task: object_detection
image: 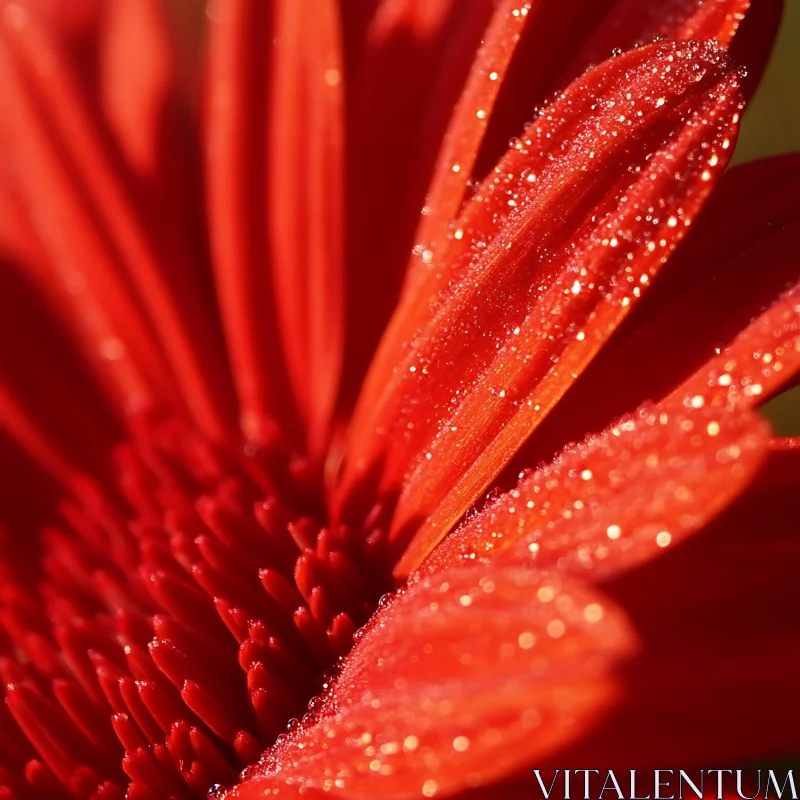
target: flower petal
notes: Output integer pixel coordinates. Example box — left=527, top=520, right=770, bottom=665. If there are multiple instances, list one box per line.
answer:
left=264, top=0, right=346, bottom=455
left=341, top=0, right=495, bottom=399
left=205, top=1, right=290, bottom=443
left=99, top=0, right=176, bottom=181
left=558, top=443, right=800, bottom=765
left=478, top=0, right=778, bottom=172
left=225, top=566, right=635, bottom=799
left=499, top=153, right=800, bottom=490
left=0, top=4, right=233, bottom=438
left=669, top=278, right=800, bottom=412
left=420, top=401, right=769, bottom=580
left=339, top=41, right=744, bottom=574
left=352, top=0, right=534, bottom=425
left=0, top=37, right=173, bottom=421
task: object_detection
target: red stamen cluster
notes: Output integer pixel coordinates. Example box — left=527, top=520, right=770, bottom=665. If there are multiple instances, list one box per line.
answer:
left=0, top=420, right=389, bottom=799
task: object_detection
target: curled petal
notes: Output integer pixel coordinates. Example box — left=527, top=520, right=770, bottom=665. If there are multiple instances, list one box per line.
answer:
left=226, top=567, right=635, bottom=799
left=420, top=402, right=769, bottom=579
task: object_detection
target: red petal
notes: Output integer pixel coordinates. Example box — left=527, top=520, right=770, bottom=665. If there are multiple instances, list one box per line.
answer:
left=205, top=1, right=285, bottom=442
left=566, top=0, right=752, bottom=74
left=0, top=5, right=233, bottom=438
left=559, top=444, right=800, bottom=764
left=406, top=0, right=533, bottom=283
left=339, top=41, right=744, bottom=574
left=354, top=0, right=534, bottom=429
left=99, top=0, right=175, bottom=180
left=266, top=0, right=345, bottom=455
left=206, top=0, right=346, bottom=450
left=341, top=0, right=495, bottom=401
left=225, top=566, right=635, bottom=799
left=477, top=0, right=777, bottom=173
left=0, top=34, right=172, bottom=420
left=668, top=278, right=800, bottom=412
left=421, top=401, right=769, bottom=580
left=500, top=153, right=800, bottom=483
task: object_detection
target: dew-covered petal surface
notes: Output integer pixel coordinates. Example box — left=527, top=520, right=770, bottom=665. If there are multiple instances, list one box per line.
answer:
left=554, top=443, right=800, bottom=765
left=475, top=0, right=778, bottom=172
left=669, top=278, right=800, bottom=412
left=224, top=567, right=635, bottom=800
left=420, top=401, right=769, bottom=579
left=363, top=0, right=776, bottom=420
left=498, top=153, right=800, bottom=476
left=339, top=41, right=744, bottom=575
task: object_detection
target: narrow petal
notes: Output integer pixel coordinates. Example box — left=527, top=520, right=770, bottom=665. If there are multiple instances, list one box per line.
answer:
left=669, top=278, right=800, bottom=411
left=99, top=0, right=175, bottom=180
left=420, top=402, right=769, bottom=579
left=408, top=0, right=533, bottom=276
left=267, top=0, right=345, bottom=456
left=205, top=0, right=282, bottom=442
left=341, top=0, right=495, bottom=400
left=225, top=566, right=635, bottom=799
left=0, top=30, right=173, bottom=419
left=354, top=0, right=534, bottom=419
left=338, top=42, right=743, bottom=574
left=0, top=5, right=233, bottom=438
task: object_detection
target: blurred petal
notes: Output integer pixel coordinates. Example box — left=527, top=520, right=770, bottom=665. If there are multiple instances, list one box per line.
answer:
left=0, top=4, right=233, bottom=438
left=226, top=566, right=635, bottom=799
left=99, top=0, right=175, bottom=180
left=267, top=0, right=345, bottom=455
left=339, top=41, right=744, bottom=575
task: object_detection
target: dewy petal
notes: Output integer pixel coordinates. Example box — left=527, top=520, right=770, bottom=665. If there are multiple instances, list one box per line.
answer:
left=499, top=153, right=800, bottom=478
left=420, top=401, right=770, bottom=580
left=356, top=0, right=770, bottom=434
left=353, top=0, right=533, bottom=421
left=669, top=277, right=800, bottom=412
left=407, top=0, right=533, bottom=281
left=225, top=566, right=635, bottom=800
left=339, top=41, right=744, bottom=574
left=566, top=0, right=752, bottom=76
left=477, top=0, right=777, bottom=173
left=561, top=443, right=800, bottom=765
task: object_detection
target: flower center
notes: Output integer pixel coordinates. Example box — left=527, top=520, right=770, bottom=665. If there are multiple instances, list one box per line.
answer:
left=0, top=419, right=394, bottom=798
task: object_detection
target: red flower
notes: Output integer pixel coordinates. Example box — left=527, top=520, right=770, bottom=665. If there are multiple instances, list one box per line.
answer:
left=0, top=1, right=797, bottom=799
